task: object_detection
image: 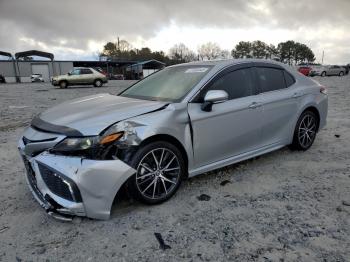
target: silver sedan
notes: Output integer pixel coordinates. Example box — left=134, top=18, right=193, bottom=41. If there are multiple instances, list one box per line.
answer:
left=18, top=59, right=328, bottom=220
left=310, top=65, right=346, bottom=77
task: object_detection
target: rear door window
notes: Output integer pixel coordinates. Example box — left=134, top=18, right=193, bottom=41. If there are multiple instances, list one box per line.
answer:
left=284, top=71, right=295, bottom=87
left=80, top=69, right=93, bottom=74
left=256, top=67, right=286, bottom=93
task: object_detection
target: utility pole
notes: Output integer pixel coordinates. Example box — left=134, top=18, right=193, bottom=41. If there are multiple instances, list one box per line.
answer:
left=117, top=36, right=120, bottom=60
left=321, top=50, right=324, bottom=64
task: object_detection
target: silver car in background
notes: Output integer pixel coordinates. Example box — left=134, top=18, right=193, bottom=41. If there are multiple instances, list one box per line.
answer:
left=310, top=65, right=345, bottom=77
left=18, top=59, right=328, bottom=220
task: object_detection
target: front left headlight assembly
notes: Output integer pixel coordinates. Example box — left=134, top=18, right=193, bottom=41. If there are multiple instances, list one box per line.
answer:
left=51, top=132, right=124, bottom=159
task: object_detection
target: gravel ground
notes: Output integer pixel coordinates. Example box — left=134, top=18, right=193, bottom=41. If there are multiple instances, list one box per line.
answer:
left=0, top=77, right=349, bottom=262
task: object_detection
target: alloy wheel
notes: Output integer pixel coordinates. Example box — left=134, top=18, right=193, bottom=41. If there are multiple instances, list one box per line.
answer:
left=136, top=148, right=181, bottom=200
left=298, top=114, right=317, bottom=148
left=95, top=80, right=102, bottom=87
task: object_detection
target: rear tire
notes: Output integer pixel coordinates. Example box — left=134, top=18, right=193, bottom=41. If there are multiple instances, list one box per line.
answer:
left=321, top=71, right=326, bottom=77
left=339, top=71, right=344, bottom=76
left=127, top=141, right=185, bottom=204
left=290, top=110, right=318, bottom=151
left=94, top=79, right=103, bottom=87
left=59, top=81, right=68, bottom=88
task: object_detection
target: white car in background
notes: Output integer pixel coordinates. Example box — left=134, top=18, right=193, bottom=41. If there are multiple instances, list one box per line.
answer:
left=31, top=74, right=44, bottom=82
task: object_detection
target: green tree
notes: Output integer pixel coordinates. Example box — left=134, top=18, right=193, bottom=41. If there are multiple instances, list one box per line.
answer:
left=277, top=40, right=315, bottom=64
left=231, top=41, right=252, bottom=58
left=277, top=40, right=295, bottom=65
left=266, top=44, right=279, bottom=59
left=251, top=40, right=268, bottom=59
left=101, top=42, right=118, bottom=57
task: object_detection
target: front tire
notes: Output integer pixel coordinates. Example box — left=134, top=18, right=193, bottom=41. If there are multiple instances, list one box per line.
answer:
left=94, top=79, right=103, bottom=87
left=290, top=111, right=318, bottom=151
left=339, top=71, right=344, bottom=76
left=59, top=81, right=68, bottom=88
left=321, top=71, right=326, bottom=77
left=128, top=141, right=185, bottom=204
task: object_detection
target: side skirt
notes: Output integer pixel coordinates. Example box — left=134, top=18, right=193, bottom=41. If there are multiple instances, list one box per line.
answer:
left=188, top=142, right=286, bottom=177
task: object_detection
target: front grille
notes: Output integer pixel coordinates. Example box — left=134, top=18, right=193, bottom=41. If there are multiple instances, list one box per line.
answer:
left=38, top=163, right=82, bottom=202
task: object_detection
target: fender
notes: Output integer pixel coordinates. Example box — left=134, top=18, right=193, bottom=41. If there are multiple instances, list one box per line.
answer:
left=110, top=103, right=195, bottom=170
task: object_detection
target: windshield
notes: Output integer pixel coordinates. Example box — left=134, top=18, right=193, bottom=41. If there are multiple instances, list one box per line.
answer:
left=120, top=65, right=213, bottom=102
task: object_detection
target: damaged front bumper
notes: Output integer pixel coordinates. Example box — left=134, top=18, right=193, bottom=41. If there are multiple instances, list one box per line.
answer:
left=18, top=138, right=136, bottom=220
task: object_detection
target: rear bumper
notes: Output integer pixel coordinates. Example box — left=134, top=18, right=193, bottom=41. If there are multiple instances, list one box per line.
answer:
left=18, top=138, right=135, bottom=220
left=318, top=95, right=328, bottom=131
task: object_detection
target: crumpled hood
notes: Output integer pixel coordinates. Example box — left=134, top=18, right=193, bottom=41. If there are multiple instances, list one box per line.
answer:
left=36, top=93, right=168, bottom=136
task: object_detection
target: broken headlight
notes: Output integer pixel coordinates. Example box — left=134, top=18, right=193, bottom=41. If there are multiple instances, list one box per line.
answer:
left=51, top=132, right=124, bottom=158
left=52, top=137, right=99, bottom=152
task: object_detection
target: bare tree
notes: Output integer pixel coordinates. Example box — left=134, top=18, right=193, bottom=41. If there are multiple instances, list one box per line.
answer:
left=220, top=49, right=231, bottom=59
left=169, top=43, right=196, bottom=63
left=101, top=38, right=133, bottom=59
left=118, top=39, right=133, bottom=53
left=198, top=42, right=222, bottom=60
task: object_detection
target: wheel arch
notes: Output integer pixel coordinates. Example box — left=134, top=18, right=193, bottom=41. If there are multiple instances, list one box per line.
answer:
left=137, top=134, right=189, bottom=173
left=111, top=133, right=189, bottom=210
left=300, top=106, right=321, bottom=132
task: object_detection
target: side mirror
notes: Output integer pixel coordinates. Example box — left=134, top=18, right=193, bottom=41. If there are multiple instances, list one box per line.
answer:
left=201, top=90, right=228, bottom=112
left=67, top=72, right=71, bottom=76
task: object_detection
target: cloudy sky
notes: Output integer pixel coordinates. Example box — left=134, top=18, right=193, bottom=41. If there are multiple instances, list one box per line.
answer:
left=0, top=0, right=349, bottom=64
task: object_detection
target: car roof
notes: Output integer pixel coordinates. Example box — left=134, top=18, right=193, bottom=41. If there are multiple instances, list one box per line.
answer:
left=171, top=58, right=290, bottom=71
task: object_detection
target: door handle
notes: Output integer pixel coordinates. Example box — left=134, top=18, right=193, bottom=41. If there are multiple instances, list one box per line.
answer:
left=292, top=92, right=303, bottom=98
left=248, top=102, right=262, bottom=109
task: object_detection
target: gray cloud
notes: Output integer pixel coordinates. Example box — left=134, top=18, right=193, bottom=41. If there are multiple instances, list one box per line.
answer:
left=0, top=0, right=349, bottom=63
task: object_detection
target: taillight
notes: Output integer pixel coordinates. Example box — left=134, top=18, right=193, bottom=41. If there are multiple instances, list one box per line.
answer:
left=320, top=86, right=327, bottom=95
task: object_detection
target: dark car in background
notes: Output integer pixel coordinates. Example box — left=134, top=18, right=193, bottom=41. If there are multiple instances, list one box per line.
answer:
left=94, top=68, right=125, bottom=80
left=94, top=67, right=108, bottom=77
left=109, top=74, right=124, bottom=80
left=0, top=74, right=5, bottom=83
left=341, top=64, right=350, bottom=75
